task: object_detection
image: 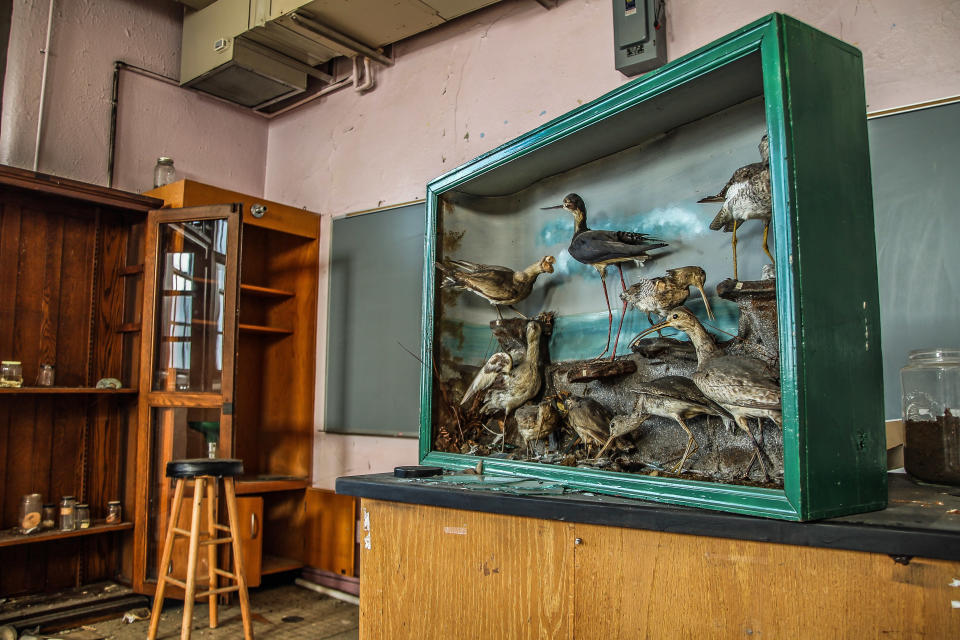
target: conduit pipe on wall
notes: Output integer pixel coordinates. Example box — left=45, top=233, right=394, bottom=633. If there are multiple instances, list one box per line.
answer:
left=353, top=56, right=374, bottom=93
left=32, top=0, right=54, bottom=172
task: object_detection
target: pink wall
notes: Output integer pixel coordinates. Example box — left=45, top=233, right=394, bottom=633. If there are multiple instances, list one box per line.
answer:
left=261, top=0, right=960, bottom=488
left=0, top=0, right=267, bottom=194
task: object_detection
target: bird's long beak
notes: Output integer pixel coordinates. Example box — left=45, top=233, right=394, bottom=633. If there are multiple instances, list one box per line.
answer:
left=634, top=318, right=671, bottom=342
left=695, top=284, right=715, bottom=320
left=540, top=204, right=564, bottom=210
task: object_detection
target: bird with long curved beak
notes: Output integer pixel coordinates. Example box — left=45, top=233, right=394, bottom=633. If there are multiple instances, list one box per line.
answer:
left=437, top=255, right=555, bottom=319
left=698, top=134, right=772, bottom=280
left=620, top=266, right=715, bottom=337
left=542, top=193, right=667, bottom=360
left=631, top=307, right=780, bottom=480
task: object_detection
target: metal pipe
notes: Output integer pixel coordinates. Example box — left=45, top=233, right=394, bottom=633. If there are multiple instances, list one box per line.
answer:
left=33, top=0, right=55, bottom=172
left=353, top=56, right=374, bottom=93
left=258, top=74, right=355, bottom=119
left=289, top=13, right=393, bottom=67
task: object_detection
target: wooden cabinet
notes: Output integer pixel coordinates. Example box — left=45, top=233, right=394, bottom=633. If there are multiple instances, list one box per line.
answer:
left=0, top=166, right=159, bottom=597
left=133, top=180, right=319, bottom=594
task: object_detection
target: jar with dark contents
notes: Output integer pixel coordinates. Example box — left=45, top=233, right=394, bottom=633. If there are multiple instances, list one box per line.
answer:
left=901, top=348, right=960, bottom=485
left=106, top=501, right=122, bottom=524
left=41, top=503, right=57, bottom=530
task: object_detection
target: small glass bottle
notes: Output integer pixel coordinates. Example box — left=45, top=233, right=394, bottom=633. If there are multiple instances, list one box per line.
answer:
left=106, top=500, right=122, bottom=524
left=901, top=348, right=960, bottom=485
left=59, top=495, right=77, bottom=531
left=0, top=361, right=23, bottom=387
left=36, top=363, right=55, bottom=387
left=76, top=504, right=91, bottom=529
left=41, top=503, right=57, bottom=530
left=153, top=157, right=176, bottom=188
left=19, top=493, right=42, bottom=534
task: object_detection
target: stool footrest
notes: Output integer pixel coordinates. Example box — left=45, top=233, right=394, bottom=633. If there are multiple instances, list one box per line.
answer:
left=212, top=523, right=231, bottom=533
left=213, top=568, right=237, bottom=580
left=196, top=585, right=240, bottom=598
left=200, top=536, right=233, bottom=546
left=162, top=576, right=188, bottom=590
left=172, top=527, right=192, bottom=537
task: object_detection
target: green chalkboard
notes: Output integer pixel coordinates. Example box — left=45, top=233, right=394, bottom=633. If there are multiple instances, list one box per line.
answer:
left=324, top=203, right=424, bottom=437
left=870, top=101, right=960, bottom=419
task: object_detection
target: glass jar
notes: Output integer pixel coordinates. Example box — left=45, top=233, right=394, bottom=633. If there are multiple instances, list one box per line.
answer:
left=36, top=363, right=55, bottom=387
left=19, top=493, right=42, bottom=534
left=153, top=157, right=176, bottom=189
left=41, top=503, right=57, bottom=530
left=901, top=348, right=960, bottom=484
left=106, top=500, right=122, bottom=524
left=0, top=361, right=23, bottom=387
left=60, top=495, right=77, bottom=531
left=76, top=504, right=91, bottom=529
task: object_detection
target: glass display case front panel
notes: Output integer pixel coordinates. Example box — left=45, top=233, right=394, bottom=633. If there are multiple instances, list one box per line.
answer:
left=151, top=219, right=228, bottom=393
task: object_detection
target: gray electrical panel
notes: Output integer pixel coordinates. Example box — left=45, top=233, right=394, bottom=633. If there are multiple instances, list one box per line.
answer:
left=612, top=0, right=667, bottom=76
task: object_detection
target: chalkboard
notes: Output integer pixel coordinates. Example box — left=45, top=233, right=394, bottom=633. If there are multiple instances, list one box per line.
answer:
left=324, top=203, right=424, bottom=437
left=869, top=100, right=960, bottom=419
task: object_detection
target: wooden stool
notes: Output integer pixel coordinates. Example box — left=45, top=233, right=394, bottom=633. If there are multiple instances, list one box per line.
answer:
left=148, top=459, right=253, bottom=640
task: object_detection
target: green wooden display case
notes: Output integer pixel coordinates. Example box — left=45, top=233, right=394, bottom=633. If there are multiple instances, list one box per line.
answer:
left=419, top=13, right=886, bottom=521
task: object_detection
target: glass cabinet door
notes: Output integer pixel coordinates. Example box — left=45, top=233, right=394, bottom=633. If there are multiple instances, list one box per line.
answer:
left=134, top=204, right=241, bottom=591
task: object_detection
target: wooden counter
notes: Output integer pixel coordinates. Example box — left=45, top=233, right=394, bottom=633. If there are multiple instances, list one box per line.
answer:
left=338, top=473, right=960, bottom=638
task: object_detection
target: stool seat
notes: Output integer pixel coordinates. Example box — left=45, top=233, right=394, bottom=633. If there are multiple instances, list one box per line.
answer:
left=166, top=458, right=244, bottom=478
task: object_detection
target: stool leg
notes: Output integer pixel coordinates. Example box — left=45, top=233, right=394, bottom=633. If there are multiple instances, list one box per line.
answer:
left=180, top=477, right=206, bottom=640
left=224, top=478, right=254, bottom=640
left=206, top=476, right=219, bottom=628
left=148, top=478, right=186, bottom=640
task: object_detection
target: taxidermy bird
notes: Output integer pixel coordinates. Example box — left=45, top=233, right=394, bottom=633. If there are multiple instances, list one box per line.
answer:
left=542, top=193, right=666, bottom=359
left=436, top=256, right=555, bottom=319
left=632, top=307, right=780, bottom=480
left=461, top=321, right=543, bottom=450
left=514, top=396, right=562, bottom=457
left=620, top=266, right=715, bottom=334
left=698, top=134, right=772, bottom=280
left=595, top=376, right=733, bottom=473
left=556, top=394, right=612, bottom=456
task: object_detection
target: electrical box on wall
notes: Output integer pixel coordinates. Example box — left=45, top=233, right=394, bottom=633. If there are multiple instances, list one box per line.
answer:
left=613, top=0, right=667, bottom=76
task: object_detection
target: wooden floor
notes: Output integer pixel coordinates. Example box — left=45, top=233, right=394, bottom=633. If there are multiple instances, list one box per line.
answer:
left=63, top=583, right=358, bottom=639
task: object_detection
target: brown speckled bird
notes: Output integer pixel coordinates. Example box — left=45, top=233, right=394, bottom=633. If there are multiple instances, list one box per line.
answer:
left=461, top=322, right=543, bottom=450
left=557, top=394, right=612, bottom=456
left=698, top=135, right=772, bottom=280
left=596, top=376, right=733, bottom=473
left=633, top=307, right=780, bottom=480
left=620, top=266, right=715, bottom=330
left=515, top=396, right=562, bottom=457
left=437, top=256, right=555, bottom=319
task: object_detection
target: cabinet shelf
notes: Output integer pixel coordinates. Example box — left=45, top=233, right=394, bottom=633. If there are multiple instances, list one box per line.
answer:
left=240, top=283, right=295, bottom=299
left=0, top=521, right=133, bottom=548
left=0, top=387, right=136, bottom=396
left=238, top=324, right=293, bottom=336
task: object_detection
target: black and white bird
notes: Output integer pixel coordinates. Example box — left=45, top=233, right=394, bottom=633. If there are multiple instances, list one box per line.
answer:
left=542, top=193, right=666, bottom=359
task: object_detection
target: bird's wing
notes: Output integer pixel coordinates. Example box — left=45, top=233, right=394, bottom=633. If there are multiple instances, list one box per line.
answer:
left=444, top=258, right=512, bottom=274
left=633, top=376, right=709, bottom=403
left=709, top=206, right=731, bottom=231
left=571, top=231, right=667, bottom=263
left=461, top=352, right=512, bottom=406
left=449, top=269, right=520, bottom=302
left=694, top=357, right=781, bottom=410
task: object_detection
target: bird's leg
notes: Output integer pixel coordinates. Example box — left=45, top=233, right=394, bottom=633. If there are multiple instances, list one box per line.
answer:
left=737, top=416, right=768, bottom=481
left=762, top=220, right=775, bottom=265
left=595, top=268, right=613, bottom=359
left=671, top=416, right=699, bottom=474
left=495, top=305, right=504, bottom=321
left=731, top=218, right=740, bottom=281
left=508, top=305, right=530, bottom=320
left=609, top=264, right=630, bottom=361
left=595, top=435, right=617, bottom=460
left=500, top=417, right=507, bottom=453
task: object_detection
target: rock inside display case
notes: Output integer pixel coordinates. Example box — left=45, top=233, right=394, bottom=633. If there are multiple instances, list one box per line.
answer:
left=419, top=14, right=886, bottom=520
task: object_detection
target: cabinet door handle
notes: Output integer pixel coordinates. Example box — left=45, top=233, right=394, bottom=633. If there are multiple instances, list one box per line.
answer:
left=250, top=512, right=259, bottom=539
left=250, top=203, right=267, bottom=218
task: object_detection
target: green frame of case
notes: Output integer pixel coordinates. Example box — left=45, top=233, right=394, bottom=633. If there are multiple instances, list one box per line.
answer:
left=419, top=13, right=886, bottom=521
